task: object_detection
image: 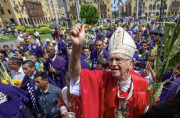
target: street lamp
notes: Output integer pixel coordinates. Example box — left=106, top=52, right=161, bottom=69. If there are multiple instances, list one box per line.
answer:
left=24, top=0, right=35, bottom=29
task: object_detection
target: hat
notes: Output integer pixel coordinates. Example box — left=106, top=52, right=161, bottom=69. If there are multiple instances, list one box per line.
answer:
left=52, top=40, right=56, bottom=43
left=108, top=27, right=136, bottom=59
left=46, top=38, right=50, bottom=42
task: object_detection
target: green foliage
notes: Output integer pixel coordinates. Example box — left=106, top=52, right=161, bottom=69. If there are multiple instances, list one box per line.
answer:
left=80, top=4, right=100, bottom=25
left=146, top=15, right=180, bottom=107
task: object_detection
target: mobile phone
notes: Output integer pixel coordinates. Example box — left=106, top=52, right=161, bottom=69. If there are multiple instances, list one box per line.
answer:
left=135, top=63, right=146, bottom=68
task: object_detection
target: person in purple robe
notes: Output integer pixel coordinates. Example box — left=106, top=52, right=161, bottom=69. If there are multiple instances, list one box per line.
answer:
left=44, top=46, right=66, bottom=88
left=90, top=40, right=109, bottom=69
left=60, top=49, right=91, bottom=83
left=95, top=30, right=103, bottom=40
left=36, top=40, right=48, bottom=57
left=23, top=38, right=36, bottom=53
left=106, top=28, right=111, bottom=38
left=160, top=63, right=180, bottom=101
left=58, top=34, right=67, bottom=55
left=20, top=60, right=56, bottom=118
left=3, top=45, right=15, bottom=55
left=0, top=82, right=29, bottom=118
left=100, top=27, right=105, bottom=35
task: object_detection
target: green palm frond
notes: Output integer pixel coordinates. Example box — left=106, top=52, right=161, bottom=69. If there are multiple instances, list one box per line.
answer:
left=0, top=61, right=14, bottom=85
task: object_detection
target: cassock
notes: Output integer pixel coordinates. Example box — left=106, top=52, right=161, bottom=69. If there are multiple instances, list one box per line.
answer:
left=90, top=49, right=110, bottom=69
left=107, top=30, right=111, bottom=38
left=160, top=77, right=180, bottom=102
left=36, top=44, right=48, bottom=57
left=96, top=33, right=103, bottom=40
left=44, top=55, right=66, bottom=88
left=0, top=82, right=29, bottom=118
left=60, top=54, right=91, bottom=87
left=23, top=44, right=36, bottom=53
left=72, top=69, right=149, bottom=118
left=58, top=39, right=67, bottom=55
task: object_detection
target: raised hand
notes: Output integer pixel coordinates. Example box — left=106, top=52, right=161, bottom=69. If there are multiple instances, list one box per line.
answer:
left=70, top=23, right=86, bottom=46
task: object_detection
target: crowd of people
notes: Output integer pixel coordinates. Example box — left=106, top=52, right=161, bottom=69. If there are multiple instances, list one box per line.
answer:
left=0, top=15, right=180, bottom=118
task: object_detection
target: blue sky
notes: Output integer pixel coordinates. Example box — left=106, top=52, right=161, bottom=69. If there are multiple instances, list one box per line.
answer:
left=111, top=0, right=126, bottom=11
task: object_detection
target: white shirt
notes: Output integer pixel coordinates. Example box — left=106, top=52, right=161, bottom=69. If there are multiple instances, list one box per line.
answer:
left=11, top=66, right=25, bottom=80
left=34, top=39, right=40, bottom=46
left=70, top=75, right=132, bottom=96
left=17, top=36, right=24, bottom=43
left=51, top=55, right=57, bottom=61
left=34, top=31, right=40, bottom=37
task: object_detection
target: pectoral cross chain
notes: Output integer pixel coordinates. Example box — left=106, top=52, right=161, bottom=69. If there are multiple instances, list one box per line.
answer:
left=119, top=106, right=126, bottom=116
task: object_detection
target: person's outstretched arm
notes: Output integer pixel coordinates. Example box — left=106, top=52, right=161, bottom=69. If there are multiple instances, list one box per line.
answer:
left=68, top=23, right=86, bottom=82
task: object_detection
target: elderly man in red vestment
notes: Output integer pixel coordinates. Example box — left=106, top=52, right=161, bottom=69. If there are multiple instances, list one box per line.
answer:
left=68, top=23, right=150, bottom=118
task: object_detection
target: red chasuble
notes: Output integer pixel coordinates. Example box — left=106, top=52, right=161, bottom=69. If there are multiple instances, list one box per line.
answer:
left=74, top=69, right=149, bottom=118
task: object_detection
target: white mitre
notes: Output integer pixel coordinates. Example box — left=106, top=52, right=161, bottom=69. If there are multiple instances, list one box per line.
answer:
left=108, top=27, right=136, bottom=59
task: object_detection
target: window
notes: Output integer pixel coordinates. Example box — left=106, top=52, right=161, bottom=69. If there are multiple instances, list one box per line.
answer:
left=72, top=3, right=73, bottom=5
left=1, top=10, right=4, bottom=14
left=108, top=9, right=109, bottom=12
left=134, top=7, right=136, bottom=10
left=4, top=0, right=6, bottom=4
left=107, top=1, right=109, bottom=3
left=7, top=9, right=11, bottom=14
left=150, top=0, right=152, bottom=1
left=90, top=2, right=92, bottom=4
left=169, top=6, right=171, bottom=10
left=87, top=2, right=89, bottom=4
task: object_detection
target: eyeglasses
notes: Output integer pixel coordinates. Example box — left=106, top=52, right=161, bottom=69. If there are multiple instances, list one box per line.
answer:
left=108, top=57, right=130, bottom=64
left=25, top=41, right=29, bottom=43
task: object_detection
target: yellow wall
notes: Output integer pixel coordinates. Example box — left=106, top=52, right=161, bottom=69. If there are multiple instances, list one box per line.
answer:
left=66, top=0, right=112, bottom=19
left=0, top=0, right=62, bottom=26
left=123, top=0, right=172, bottom=17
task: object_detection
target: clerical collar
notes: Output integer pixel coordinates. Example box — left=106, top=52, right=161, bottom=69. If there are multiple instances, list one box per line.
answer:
left=51, top=55, right=56, bottom=61
left=29, top=71, right=36, bottom=80
left=117, top=75, right=131, bottom=92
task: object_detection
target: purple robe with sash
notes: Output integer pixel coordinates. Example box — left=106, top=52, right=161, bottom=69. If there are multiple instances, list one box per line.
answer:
left=58, top=39, right=67, bottom=55
left=106, top=30, right=111, bottom=38
left=60, top=54, right=91, bottom=84
left=44, top=55, right=66, bottom=88
left=36, top=45, right=48, bottom=57
left=23, top=44, right=35, bottom=53
left=0, top=82, right=29, bottom=118
left=90, top=49, right=110, bottom=69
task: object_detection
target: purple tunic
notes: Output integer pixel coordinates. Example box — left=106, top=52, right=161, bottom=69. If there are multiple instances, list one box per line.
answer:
left=23, top=44, right=35, bottom=53
left=58, top=39, right=67, bottom=55
left=90, top=49, right=110, bottom=69
left=36, top=45, right=48, bottom=57
left=44, top=55, right=66, bottom=88
left=106, top=30, right=111, bottom=38
left=0, top=82, right=29, bottom=118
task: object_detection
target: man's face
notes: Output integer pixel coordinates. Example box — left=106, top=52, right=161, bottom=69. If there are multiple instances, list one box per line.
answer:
left=140, top=65, right=149, bottom=77
left=96, top=64, right=104, bottom=71
left=95, top=41, right=104, bottom=53
left=34, top=77, right=48, bottom=89
left=8, top=60, right=16, bottom=70
left=62, top=35, right=65, bottom=39
left=138, top=32, right=142, bottom=36
left=30, top=55, right=37, bottom=63
left=40, top=40, right=44, bottom=45
left=22, top=64, right=35, bottom=76
left=46, top=42, right=50, bottom=45
left=52, top=43, right=56, bottom=47
left=4, top=46, right=8, bottom=51
left=65, top=79, right=70, bottom=89
left=43, top=55, right=49, bottom=62
left=138, top=36, right=141, bottom=42
left=173, top=63, right=180, bottom=78
left=102, top=35, right=105, bottom=39
left=83, top=49, right=90, bottom=58
left=141, top=43, right=147, bottom=50
left=25, top=39, right=30, bottom=45
left=15, top=51, right=20, bottom=57
left=146, top=36, right=151, bottom=42
left=109, top=53, right=132, bottom=79
left=46, top=48, right=55, bottom=58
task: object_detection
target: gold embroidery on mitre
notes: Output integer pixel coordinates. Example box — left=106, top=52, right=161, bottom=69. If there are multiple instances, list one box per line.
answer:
left=109, top=29, right=132, bottom=55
